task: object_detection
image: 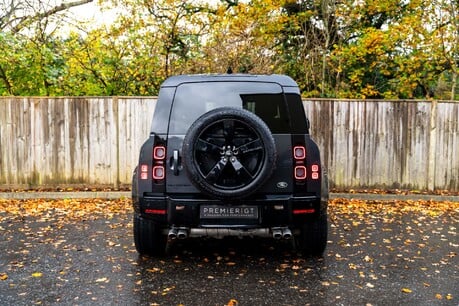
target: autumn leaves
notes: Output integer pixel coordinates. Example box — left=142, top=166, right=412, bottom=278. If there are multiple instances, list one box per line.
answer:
left=0, top=196, right=457, bottom=304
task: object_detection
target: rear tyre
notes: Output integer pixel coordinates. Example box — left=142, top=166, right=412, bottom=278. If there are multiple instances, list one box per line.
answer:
left=183, top=107, right=276, bottom=199
left=296, top=212, right=328, bottom=257
left=133, top=213, right=166, bottom=256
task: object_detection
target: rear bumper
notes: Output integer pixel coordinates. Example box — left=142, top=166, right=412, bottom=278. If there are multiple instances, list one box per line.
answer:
left=135, top=194, right=324, bottom=228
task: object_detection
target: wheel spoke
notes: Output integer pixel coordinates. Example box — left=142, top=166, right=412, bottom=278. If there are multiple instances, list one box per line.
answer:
left=237, top=138, right=263, bottom=154
left=230, top=157, right=254, bottom=178
left=205, top=158, right=228, bottom=184
left=196, top=138, right=222, bottom=155
left=223, top=119, right=235, bottom=143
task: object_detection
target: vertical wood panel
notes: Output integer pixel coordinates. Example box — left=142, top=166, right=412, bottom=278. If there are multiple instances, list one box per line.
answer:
left=304, top=99, right=458, bottom=191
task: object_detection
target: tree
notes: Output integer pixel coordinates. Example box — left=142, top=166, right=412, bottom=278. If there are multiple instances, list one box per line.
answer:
left=0, top=0, right=94, bottom=95
left=201, top=0, right=285, bottom=74
left=278, top=0, right=340, bottom=97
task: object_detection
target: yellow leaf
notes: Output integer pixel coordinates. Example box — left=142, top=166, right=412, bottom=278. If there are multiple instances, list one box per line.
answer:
left=435, top=294, right=442, bottom=300
left=32, top=272, right=43, bottom=278
left=446, top=294, right=453, bottom=300
left=227, top=299, right=238, bottom=306
left=401, top=288, right=412, bottom=293
left=95, top=277, right=108, bottom=283
left=0, top=273, right=8, bottom=280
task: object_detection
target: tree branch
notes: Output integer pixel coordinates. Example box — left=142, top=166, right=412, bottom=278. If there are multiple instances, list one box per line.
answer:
left=10, top=0, right=94, bottom=34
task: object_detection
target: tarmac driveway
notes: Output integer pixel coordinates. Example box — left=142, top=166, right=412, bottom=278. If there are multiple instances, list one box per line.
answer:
left=0, top=197, right=457, bottom=305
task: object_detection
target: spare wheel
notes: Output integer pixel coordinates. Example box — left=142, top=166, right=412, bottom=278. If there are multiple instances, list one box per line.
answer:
left=182, top=107, right=276, bottom=199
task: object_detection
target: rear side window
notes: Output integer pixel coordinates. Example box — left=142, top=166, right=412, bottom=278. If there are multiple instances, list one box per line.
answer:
left=285, top=93, right=308, bottom=134
left=241, top=94, right=290, bottom=133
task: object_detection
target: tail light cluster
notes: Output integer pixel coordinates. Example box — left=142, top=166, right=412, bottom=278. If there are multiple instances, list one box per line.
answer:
left=293, top=145, right=320, bottom=181
left=140, top=145, right=166, bottom=181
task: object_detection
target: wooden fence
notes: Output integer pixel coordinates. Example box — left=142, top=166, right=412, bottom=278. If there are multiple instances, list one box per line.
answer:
left=0, top=97, right=458, bottom=191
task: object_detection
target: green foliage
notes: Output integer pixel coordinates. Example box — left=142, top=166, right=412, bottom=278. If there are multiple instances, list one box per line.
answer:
left=0, top=0, right=457, bottom=99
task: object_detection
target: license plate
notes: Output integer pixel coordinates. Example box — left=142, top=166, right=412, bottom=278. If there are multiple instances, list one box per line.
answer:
left=200, top=205, right=258, bottom=219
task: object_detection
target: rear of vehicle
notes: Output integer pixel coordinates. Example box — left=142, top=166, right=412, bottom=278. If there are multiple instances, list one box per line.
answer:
left=132, top=75, right=328, bottom=256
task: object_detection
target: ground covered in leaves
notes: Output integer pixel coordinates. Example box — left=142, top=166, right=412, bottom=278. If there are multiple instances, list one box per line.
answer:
left=0, top=197, right=457, bottom=305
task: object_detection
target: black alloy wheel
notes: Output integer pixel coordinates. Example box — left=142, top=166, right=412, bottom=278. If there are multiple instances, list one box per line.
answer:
left=183, top=107, right=276, bottom=199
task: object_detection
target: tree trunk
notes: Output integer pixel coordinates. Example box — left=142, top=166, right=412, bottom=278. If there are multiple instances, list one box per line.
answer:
left=451, top=71, right=457, bottom=100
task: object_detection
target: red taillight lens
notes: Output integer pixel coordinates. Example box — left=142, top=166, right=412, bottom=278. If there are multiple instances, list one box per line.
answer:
left=152, top=166, right=165, bottom=180
left=154, top=146, right=166, bottom=160
left=145, top=209, right=166, bottom=215
left=293, top=208, right=315, bottom=214
left=311, top=164, right=319, bottom=180
left=293, top=146, right=306, bottom=160
left=151, top=145, right=166, bottom=182
left=294, top=166, right=307, bottom=180
left=140, top=164, right=148, bottom=180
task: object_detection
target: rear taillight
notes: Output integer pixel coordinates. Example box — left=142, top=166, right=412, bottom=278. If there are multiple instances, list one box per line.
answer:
left=153, top=146, right=166, bottom=159
left=140, top=164, right=149, bottom=180
left=139, top=145, right=166, bottom=181
left=152, top=166, right=165, bottom=180
left=293, top=146, right=306, bottom=159
left=152, top=145, right=166, bottom=182
left=294, top=166, right=307, bottom=180
left=293, top=145, right=320, bottom=181
left=293, top=145, right=307, bottom=181
left=311, top=164, right=319, bottom=180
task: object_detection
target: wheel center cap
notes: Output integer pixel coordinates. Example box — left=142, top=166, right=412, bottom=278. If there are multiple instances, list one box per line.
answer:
left=221, top=145, right=238, bottom=157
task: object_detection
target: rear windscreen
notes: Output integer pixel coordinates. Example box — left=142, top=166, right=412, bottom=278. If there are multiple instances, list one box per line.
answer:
left=168, top=82, right=295, bottom=134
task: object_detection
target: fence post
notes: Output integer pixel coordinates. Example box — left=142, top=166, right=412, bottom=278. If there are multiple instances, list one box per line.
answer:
left=427, top=100, right=437, bottom=191
left=113, top=96, right=120, bottom=189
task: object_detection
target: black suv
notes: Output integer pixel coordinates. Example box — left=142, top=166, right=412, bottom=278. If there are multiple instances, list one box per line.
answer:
left=132, top=74, right=328, bottom=256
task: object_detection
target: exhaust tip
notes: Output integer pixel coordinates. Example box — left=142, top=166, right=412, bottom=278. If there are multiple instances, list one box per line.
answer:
left=177, top=229, right=188, bottom=239
left=282, top=228, right=292, bottom=240
left=168, top=228, right=178, bottom=240
left=272, top=228, right=282, bottom=240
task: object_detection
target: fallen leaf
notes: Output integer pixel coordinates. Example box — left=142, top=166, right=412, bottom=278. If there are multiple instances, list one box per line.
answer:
left=32, top=272, right=43, bottom=278
left=401, top=288, right=412, bottom=293
left=0, top=273, right=8, bottom=280
left=227, top=299, right=238, bottom=306
left=95, top=277, right=108, bottom=283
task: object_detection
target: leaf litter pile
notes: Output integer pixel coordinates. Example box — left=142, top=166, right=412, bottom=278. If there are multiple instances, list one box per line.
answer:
left=0, top=196, right=457, bottom=305
left=0, top=198, right=132, bottom=220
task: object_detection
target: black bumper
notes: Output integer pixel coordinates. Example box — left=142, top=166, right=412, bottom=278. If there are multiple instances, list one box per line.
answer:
left=135, top=194, right=323, bottom=228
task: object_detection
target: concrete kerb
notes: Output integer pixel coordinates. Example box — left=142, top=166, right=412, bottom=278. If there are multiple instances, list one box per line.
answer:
left=0, top=192, right=458, bottom=202
left=0, top=191, right=130, bottom=200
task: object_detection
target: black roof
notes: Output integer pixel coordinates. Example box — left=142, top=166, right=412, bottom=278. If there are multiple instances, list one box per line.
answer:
left=161, top=74, right=298, bottom=88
